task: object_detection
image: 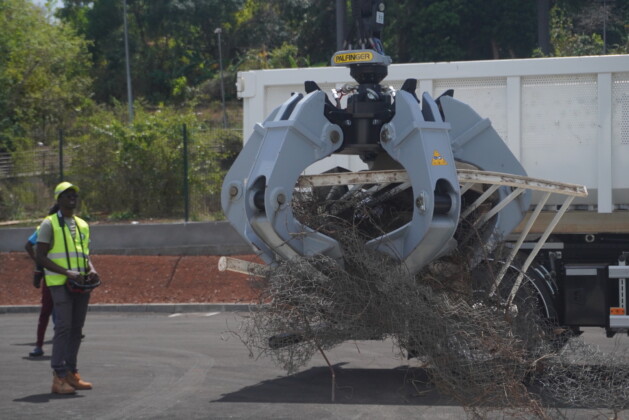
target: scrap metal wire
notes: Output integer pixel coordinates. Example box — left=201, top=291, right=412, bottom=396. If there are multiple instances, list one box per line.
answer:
left=234, top=182, right=629, bottom=417
left=532, top=338, right=629, bottom=414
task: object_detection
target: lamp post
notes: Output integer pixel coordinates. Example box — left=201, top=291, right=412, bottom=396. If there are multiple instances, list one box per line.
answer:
left=214, top=27, right=228, bottom=129
left=336, top=0, right=346, bottom=50
left=603, top=0, right=607, bottom=54
left=123, top=0, right=134, bottom=123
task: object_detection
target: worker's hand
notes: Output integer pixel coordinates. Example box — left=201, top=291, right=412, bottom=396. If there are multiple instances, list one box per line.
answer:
left=33, top=271, right=43, bottom=288
left=65, top=270, right=82, bottom=280
left=87, top=271, right=100, bottom=284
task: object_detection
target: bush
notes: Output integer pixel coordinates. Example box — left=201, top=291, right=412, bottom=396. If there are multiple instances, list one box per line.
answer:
left=187, top=127, right=241, bottom=220
left=66, top=103, right=241, bottom=220
left=0, top=102, right=243, bottom=223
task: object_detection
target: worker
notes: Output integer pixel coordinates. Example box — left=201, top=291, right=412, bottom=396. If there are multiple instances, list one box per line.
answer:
left=24, top=215, right=55, bottom=357
left=25, top=203, right=61, bottom=358
left=36, top=182, right=100, bottom=395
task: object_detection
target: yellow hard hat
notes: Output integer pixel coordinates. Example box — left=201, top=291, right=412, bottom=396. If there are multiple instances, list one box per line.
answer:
left=54, top=181, right=79, bottom=200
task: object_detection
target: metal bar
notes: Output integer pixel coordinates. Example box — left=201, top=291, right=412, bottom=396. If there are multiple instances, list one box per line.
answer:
left=619, top=279, right=626, bottom=311
left=609, top=265, right=629, bottom=278
left=507, top=195, right=576, bottom=305
left=457, top=169, right=588, bottom=197
left=460, top=182, right=475, bottom=194
left=218, top=256, right=266, bottom=276
left=460, top=184, right=500, bottom=219
left=299, top=169, right=588, bottom=197
left=473, top=187, right=526, bottom=228
left=123, top=0, right=134, bottom=123
left=491, top=191, right=551, bottom=295
left=183, top=124, right=189, bottom=222
left=364, top=181, right=411, bottom=208
left=298, top=169, right=405, bottom=187
left=215, top=28, right=228, bottom=128
left=617, top=257, right=627, bottom=312
left=330, top=183, right=389, bottom=216
left=58, top=129, right=64, bottom=182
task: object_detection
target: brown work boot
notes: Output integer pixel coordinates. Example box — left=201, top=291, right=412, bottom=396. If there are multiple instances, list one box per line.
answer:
left=66, top=371, right=92, bottom=390
left=51, top=373, right=76, bottom=395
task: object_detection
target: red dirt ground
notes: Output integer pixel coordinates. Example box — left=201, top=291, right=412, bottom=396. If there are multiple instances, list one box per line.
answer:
left=0, top=253, right=261, bottom=306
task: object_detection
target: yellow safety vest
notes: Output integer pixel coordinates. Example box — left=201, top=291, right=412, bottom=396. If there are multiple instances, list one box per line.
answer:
left=44, top=213, right=90, bottom=287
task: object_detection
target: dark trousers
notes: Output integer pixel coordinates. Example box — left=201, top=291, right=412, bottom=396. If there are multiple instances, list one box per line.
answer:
left=49, top=285, right=90, bottom=376
left=36, top=282, right=54, bottom=348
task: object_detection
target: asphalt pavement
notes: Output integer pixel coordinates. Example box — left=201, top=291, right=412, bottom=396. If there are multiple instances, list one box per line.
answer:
left=1, top=309, right=628, bottom=419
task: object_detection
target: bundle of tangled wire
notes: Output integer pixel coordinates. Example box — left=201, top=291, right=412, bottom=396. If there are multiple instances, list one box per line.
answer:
left=234, top=182, right=629, bottom=418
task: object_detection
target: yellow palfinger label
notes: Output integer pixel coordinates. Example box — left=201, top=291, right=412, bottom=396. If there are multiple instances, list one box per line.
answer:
left=333, top=52, right=374, bottom=64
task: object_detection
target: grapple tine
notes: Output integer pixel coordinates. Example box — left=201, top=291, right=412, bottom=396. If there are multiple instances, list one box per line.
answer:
left=367, top=91, right=461, bottom=273
left=221, top=91, right=344, bottom=266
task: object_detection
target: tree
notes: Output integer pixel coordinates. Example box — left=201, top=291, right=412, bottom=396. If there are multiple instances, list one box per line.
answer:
left=58, top=0, right=243, bottom=104
left=0, top=0, right=92, bottom=152
left=50, top=0, right=629, bottom=112
left=384, top=0, right=537, bottom=63
left=279, top=0, right=337, bottom=65
left=547, top=5, right=604, bottom=56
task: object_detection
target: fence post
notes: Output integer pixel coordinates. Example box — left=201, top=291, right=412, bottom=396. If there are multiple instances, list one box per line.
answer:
left=58, top=129, right=64, bottom=181
left=183, top=124, right=189, bottom=222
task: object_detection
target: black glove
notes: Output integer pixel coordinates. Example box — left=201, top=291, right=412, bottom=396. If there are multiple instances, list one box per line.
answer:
left=33, top=271, right=44, bottom=288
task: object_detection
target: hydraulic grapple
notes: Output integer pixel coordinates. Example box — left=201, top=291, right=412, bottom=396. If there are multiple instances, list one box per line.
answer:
left=221, top=3, right=531, bottom=275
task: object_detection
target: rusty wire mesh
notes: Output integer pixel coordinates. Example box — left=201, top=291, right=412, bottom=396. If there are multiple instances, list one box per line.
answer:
left=532, top=338, right=629, bottom=416
left=233, top=180, right=629, bottom=417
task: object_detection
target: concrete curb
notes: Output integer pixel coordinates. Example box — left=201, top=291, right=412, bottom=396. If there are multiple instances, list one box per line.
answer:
left=0, top=302, right=254, bottom=314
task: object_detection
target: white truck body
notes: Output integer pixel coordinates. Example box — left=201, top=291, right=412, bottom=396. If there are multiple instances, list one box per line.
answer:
left=237, top=55, right=629, bottom=219
left=233, top=55, right=629, bottom=332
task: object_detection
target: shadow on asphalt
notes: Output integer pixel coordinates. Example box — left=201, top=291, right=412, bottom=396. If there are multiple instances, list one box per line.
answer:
left=13, top=393, right=85, bottom=404
left=215, top=363, right=626, bottom=414
left=22, top=356, right=51, bottom=362
left=215, top=365, right=456, bottom=406
left=12, top=340, right=53, bottom=347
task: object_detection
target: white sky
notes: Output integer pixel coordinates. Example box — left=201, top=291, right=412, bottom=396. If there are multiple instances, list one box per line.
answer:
left=31, top=0, right=59, bottom=10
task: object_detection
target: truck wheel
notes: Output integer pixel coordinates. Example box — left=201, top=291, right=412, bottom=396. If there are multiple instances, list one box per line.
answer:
left=470, top=256, right=570, bottom=354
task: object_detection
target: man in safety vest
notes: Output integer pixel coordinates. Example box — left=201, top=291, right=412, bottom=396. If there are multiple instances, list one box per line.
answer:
left=36, top=182, right=100, bottom=395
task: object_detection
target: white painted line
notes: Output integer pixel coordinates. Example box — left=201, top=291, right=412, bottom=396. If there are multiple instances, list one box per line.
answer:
left=169, top=312, right=220, bottom=318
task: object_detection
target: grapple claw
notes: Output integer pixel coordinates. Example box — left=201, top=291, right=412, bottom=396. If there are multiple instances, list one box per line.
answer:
left=440, top=95, right=531, bottom=246
left=366, top=91, right=461, bottom=273
left=221, top=91, right=345, bottom=266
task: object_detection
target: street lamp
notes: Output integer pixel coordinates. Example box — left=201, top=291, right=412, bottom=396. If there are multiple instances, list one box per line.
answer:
left=214, top=27, right=228, bottom=129
left=123, top=0, right=134, bottom=123
left=603, top=0, right=607, bottom=54
left=336, top=0, right=346, bottom=50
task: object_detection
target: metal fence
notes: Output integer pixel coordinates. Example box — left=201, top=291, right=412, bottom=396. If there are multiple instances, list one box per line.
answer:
left=0, top=125, right=243, bottom=223
left=0, top=146, right=72, bottom=179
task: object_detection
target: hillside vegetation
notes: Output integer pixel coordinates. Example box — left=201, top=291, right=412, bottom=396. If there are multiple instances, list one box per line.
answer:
left=1, top=0, right=628, bottom=221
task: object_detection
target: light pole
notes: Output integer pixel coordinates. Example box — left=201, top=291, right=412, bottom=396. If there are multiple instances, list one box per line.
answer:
left=214, top=27, right=228, bottom=129
left=123, top=0, right=134, bottom=123
left=336, top=0, right=346, bottom=50
left=603, top=0, right=607, bottom=54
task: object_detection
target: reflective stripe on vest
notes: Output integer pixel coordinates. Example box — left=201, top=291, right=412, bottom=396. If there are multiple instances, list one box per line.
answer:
left=44, top=214, right=90, bottom=287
